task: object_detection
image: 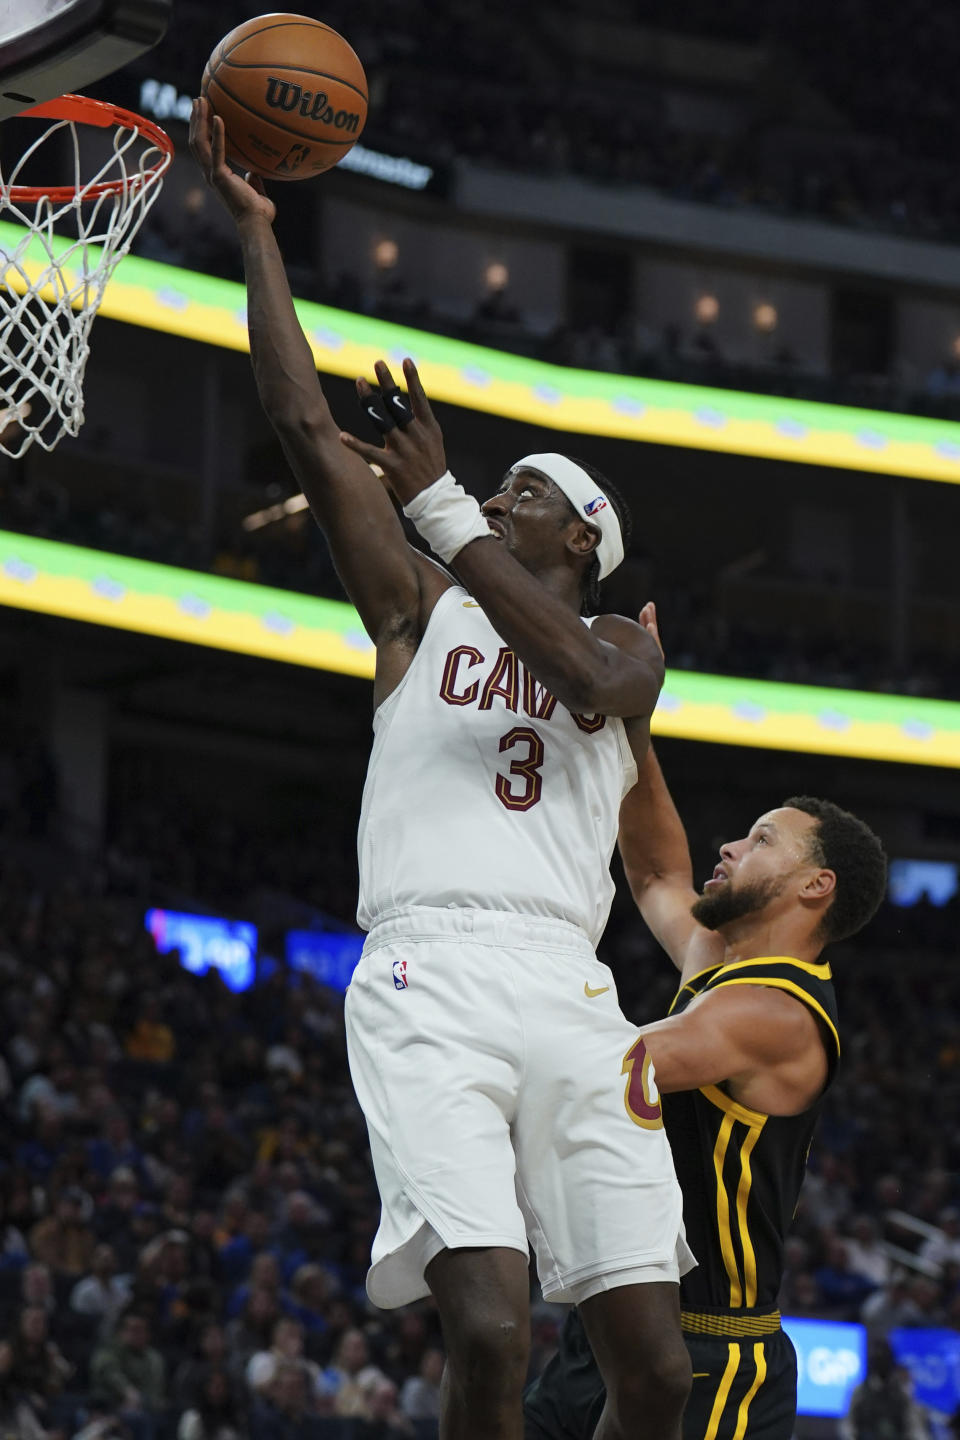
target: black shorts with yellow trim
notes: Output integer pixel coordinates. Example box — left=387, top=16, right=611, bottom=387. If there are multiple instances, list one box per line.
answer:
left=682, top=1307, right=797, bottom=1440
left=523, top=1306, right=796, bottom=1440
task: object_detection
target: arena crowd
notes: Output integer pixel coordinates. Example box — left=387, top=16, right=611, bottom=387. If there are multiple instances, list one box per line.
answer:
left=0, top=743, right=959, bottom=1436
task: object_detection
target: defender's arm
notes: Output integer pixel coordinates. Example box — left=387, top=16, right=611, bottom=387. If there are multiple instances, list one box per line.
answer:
left=616, top=604, right=716, bottom=973
left=640, top=984, right=828, bottom=1114
left=619, top=741, right=707, bottom=973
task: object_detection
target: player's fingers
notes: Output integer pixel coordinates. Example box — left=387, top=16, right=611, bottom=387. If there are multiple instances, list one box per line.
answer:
left=188, top=98, right=211, bottom=165
left=403, top=358, right=436, bottom=425
left=339, top=431, right=389, bottom=465
left=359, top=374, right=412, bottom=434
left=357, top=382, right=398, bottom=437
left=210, top=114, right=227, bottom=173
left=374, top=360, right=398, bottom=392
left=639, top=601, right=664, bottom=657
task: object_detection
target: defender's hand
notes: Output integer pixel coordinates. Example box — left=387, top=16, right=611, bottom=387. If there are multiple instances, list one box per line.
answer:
left=339, top=358, right=447, bottom=506
left=189, top=97, right=276, bottom=227
left=639, top=600, right=664, bottom=661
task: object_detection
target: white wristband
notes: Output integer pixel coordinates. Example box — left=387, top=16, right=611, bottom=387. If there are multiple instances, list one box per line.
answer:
left=402, top=470, right=491, bottom=564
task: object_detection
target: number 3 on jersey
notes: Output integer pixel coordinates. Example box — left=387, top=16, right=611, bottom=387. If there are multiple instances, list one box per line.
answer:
left=496, top=727, right=544, bottom=811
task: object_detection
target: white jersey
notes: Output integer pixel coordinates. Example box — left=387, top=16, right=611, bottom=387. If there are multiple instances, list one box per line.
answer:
left=356, top=585, right=638, bottom=946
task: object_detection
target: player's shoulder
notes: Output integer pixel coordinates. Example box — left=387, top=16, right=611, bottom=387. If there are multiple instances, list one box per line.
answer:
left=589, top=612, right=663, bottom=664
left=703, top=956, right=839, bottom=1059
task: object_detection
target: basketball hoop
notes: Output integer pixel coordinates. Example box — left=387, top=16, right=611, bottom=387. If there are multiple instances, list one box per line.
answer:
left=0, top=94, right=173, bottom=458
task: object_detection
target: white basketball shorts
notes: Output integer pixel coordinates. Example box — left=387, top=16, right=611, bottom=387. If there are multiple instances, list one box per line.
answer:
left=344, top=906, right=694, bottom=1310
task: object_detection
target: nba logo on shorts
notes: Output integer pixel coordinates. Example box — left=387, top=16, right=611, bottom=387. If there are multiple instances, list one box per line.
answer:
left=584, top=496, right=607, bottom=516
left=392, top=959, right=408, bottom=990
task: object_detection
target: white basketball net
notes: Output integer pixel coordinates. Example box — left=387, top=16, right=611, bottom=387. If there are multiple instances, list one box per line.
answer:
left=0, top=102, right=172, bottom=458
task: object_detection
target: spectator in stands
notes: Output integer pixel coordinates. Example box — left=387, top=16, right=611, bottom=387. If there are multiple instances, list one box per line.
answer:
left=472, top=285, right=524, bottom=336
left=860, top=1271, right=927, bottom=1336
left=90, top=1310, right=167, bottom=1440
left=190, top=1101, right=251, bottom=1193
left=779, top=1270, right=824, bottom=1318
left=70, top=1242, right=131, bottom=1326
left=801, top=1153, right=854, bottom=1231
left=399, top=1346, right=443, bottom=1421
left=285, top=1264, right=331, bottom=1337
left=16, top=1109, right=66, bottom=1183
left=217, top=1209, right=273, bottom=1288
left=246, top=1317, right=324, bottom=1405
left=225, top=1290, right=282, bottom=1382
left=229, top=1253, right=286, bottom=1321
left=840, top=1339, right=931, bottom=1439
left=20, top=1262, right=56, bottom=1317
left=328, top=1328, right=386, bottom=1418
left=6, top=1305, right=71, bottom=1403
left=213, top=1189, right=249, bottom=1251
left=125, top=995, right=176, bottom=1063
left=178, top=1365, right=247, bottom=1440
left=173, top=1323, right=234, bottom=1411
left=88, top=1111, right=145, bottom=1182
left=272, top=1192, right=322, bottom=1279
left=814, top=1237, right=879, bottom=1318
left=17, top=1049, right=80, bottom=1126
left=249, top=1361, right=322, bottom=1437
left=8, top=1013, right=51, bottom=1079
left=29, top=1186, right=96, bottom=1277
left=0, top=1192, right=28, bottom=1269
left=363, top=1375, right=415, bottom=1435
left=845, top=1216, right=892, bottom=1289
left=94, top=1166, right=141, bottom=1251
left=0, top=1339, right=60, bottom=1440
left=919, top=1206, right=960, bottom=1272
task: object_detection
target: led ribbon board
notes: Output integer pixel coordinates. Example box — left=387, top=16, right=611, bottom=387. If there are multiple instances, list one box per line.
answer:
left=4, top=218, right=960, bottom=482
left=3, top=527, right=960, bottom=767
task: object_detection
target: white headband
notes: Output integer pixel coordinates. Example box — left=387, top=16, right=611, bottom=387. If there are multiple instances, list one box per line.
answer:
left=507, top=453, right=624, bottom=580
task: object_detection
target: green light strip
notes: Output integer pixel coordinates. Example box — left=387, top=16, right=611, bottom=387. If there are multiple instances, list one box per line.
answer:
left=1, top=526, right=958, bottom=766
left=5, top=218, right=960, bottom=483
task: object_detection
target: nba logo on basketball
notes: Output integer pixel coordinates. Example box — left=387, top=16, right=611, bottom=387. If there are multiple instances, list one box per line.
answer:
left=584, top=496, right=607, bottom=516
left=392, top=959, right=408, bottom=990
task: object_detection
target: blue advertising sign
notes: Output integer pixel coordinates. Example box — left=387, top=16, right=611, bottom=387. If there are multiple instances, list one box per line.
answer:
left=783, top=1317, right=866, bottom=1417
left=286, top=929, right=364, bottom=993
left=890, top=1328, right=960, bottom=1418
left=889, top=857, right=959, bottom=907
left=146, top=908, right=257, bottom=993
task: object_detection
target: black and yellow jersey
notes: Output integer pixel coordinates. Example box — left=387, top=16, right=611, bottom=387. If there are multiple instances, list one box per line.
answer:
left=665, top=956, right=840, bottom=1316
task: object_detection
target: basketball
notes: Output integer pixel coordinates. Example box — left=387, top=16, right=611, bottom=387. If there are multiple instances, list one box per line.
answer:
left=201, top=13, right=367, bottom=181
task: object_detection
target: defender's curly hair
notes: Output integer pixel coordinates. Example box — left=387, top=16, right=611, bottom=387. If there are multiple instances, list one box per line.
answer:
left=782, top=795, right=888, bottom=943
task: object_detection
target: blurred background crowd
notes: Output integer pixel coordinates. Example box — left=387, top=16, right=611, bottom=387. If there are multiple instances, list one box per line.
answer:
left=0, top=738, right=958, bottom=1438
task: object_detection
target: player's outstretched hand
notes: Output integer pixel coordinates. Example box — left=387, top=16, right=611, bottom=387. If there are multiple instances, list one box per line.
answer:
left=639, top=601, right=664, bottom=661
left=189, top=97, right=276, bottom=227
left=339, top=358, right=447, bottom=506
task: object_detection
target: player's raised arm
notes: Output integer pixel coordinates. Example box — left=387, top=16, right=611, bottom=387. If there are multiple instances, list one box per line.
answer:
left=615, top=602, right=717, bottom=972
left=188, top=100, right=446, bottom=652
left=340, top=359, right=663, bottom=719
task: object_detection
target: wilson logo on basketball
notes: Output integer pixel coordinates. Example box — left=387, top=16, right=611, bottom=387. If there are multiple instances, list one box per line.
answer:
left=264, top=78, right=361, bottom=132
